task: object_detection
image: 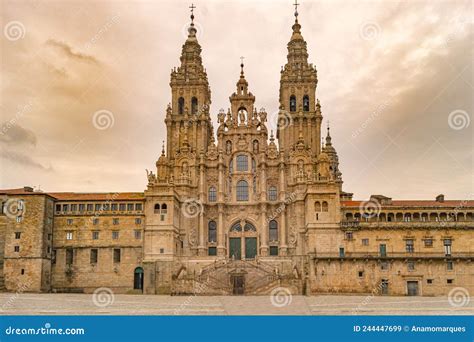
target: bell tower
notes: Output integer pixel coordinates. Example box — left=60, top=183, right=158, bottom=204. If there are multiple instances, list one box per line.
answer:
left=277, top=1, right=322, bottom=156
left=166, top=5, right=213, bottom=160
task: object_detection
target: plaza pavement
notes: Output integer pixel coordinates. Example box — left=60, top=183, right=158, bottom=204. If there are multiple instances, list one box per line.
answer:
left=0, top=293, right=472, bottom=315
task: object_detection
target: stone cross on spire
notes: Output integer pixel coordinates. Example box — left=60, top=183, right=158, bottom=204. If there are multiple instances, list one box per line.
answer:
left=240, top=56, right=245, bottom=75
left=293, top=0, right=300, bottom=19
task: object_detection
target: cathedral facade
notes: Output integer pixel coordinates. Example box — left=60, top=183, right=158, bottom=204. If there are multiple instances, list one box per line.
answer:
left=1, top=9, right=472, bottom=297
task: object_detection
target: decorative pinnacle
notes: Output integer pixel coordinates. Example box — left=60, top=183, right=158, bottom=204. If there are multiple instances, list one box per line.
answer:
left=161, top=140, right=165, bottom=155
left=187, top=4, right=197, bottom=37
left=189, top=3, right=196, bottom=23
left=240, top=56, right=245, bottom=76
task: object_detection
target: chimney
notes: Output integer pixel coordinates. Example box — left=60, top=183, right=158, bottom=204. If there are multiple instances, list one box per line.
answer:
left=436, top=194, right=445, bottom=202
left=23, top=186, right=34, bottom=192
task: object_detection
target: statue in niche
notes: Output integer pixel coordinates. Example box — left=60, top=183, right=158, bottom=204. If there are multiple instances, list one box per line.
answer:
left=259, top=110, right=267, bottom=123
left=226, top=141, right=232, bottom=155
left=239, top=109, right=246, bottom=125
left=253, top=140, right=259, bottom=154
left=217, top=111, right=225, bottom=124
left=182, top=162, right=189, bottom=177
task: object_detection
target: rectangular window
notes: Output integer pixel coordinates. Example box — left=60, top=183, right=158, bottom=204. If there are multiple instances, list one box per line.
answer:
left=87, top=204, right=93, bottom=211
left=113, top=249, right=121, bottom=263
left=135, top=218, right=142, bottom=225
left=447, top=279, right=454, bottom=284
left=127, top=203, right=134, bottom=211
left=135, top=203, right=143, bottom=211
left=95, top=203, right=101, bottom=211
left=427, top=279, right=433, bottom=284
left=111, top=203, right=118, bottom=211
left=358, top=271, right=364, bottom=277
left=208, top=247, right=217, bottom=256
left=112, top=231, right=119, bottom=239
left=67, top=219, right=73, bottom=225
left=52, top=249, right=57, bottom=264
left=14, top=245, right=20, bottom=252
left=269, top=246, right=279, bottom=256
left=361, top=238, right=369, bottom=246
left=380, top=261, right=389, bottom=270
left=92, top=231, right=99, bottom=240
left=134, top=230, right=142, bottom=239
left=405, top=239, right=414, bottom=253
left=339, top=247, right=345, bottom=258
left=90, top=249, right=98, bottom=264
left=345, top=232, right=353, bottom=241
left=424, top=238, right=433, bottom=247
left=447, top=261, right=454, bottom=270
left=113, top=218, right=119, bottom=225
left=444, top=239, right=452, bottom=256
left=66, top=231, right=73, bottom=240
left=62, top=204, right=69, bottom=212
left=119, top=203, right=126, bottom=211
left=55, top=204, right=61, bottom=213
left=71, top=204, right=77, bottom=212
left=79, top=204, right=85, bottom=212
left=103, top=203, right=109, bottom=211
left=66, top=248, right=74, bottom=265
left=93, top=218, right=99, bottom=225
left=15, top=232, right=21, bottom=239
left=407, top=261, right=415, bottom=271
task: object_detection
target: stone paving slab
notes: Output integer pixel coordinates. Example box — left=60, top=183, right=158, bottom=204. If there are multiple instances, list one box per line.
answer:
left=0, top=293, right=472, bottom=315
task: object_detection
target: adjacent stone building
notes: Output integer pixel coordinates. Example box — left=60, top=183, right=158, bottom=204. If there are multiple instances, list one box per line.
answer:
left=1, top=8, right=472, bottom=297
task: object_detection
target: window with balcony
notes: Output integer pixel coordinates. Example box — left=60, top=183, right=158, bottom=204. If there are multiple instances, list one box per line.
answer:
left=405, top=239, right=414, bottom=253
left=268, top=186, right=277, bottom=201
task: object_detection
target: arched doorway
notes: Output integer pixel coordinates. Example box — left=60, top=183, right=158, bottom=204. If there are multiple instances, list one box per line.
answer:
left=134, top=267, right=144, bottom=291
left=228, top=221, right=257, bottom=260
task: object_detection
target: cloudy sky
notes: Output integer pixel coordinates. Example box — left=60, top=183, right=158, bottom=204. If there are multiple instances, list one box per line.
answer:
left=1, top=0, right=472, bottom=200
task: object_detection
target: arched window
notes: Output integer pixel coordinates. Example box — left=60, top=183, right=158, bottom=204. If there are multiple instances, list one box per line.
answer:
left=315, top=201, right=321, bottom=212
left=178, top=97, right=185, bottom=114
left=191, top=97, right=198, bottom=114
left=269, top=220, right=278, bottom=242
left=230, top=222, right=242, bottom=232
left=290, top=95, right=296, bottom=112
left=154, top=203, right=160, bottom=214
left=303, top=95, right=310, bottom=111
left=133, top=267, right=144, bottom=290
left=322, top=201, right=329, bottom=212
left=268, top=186, right=278, bottom=201
left=236, top=155, right=248, bottom=171
left=160, top=203, right=167, bottom=221
left=244, top=222, right=256, bottom=231
left=208, top=186, right=217, bottom=202
left=208, top=221, right=217, bottom=242
left=236, top=180, right=249, bottom=201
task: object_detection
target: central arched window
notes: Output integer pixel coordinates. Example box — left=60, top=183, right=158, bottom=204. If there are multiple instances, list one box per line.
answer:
left=303, top=95, right=310, bottom=111
left=290, top=95, right=296, bottom=112
left=208, top=221, right=217, bottom=242
left=191, top=97, right=198, bottom=114
left=236, top=180, right=249, bottom=201
left=178, top=97, right=185, bottom=114
left=268, top=186, right=277, bottom=201
left=154, top=203, right=160, bottom=214
left=236, top=155, right=248, bottom=171
left=208, top=186, right=217, bottom=202
left=269, top=220, right=278, bottom=241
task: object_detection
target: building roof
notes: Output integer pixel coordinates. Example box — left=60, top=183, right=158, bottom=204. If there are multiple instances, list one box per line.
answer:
left=341, top=200, right=474, bottom=209
left=0, top=188, right=144, bottom=201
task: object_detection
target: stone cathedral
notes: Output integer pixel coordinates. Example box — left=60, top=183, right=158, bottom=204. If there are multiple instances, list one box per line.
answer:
left=0, top=7, right=472, bottom=297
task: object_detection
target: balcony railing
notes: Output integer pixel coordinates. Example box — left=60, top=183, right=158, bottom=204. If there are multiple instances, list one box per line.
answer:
left=312, top=252, right=473, bottom=260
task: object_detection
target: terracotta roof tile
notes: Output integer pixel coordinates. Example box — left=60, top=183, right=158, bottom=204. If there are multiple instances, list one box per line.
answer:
left=341, top=200, right=474, bottom=208
left=0, top=189, right=144, bottom=201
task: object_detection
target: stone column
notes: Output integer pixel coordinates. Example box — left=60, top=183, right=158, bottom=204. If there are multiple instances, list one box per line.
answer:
left=197, top=153, right=206, bottom=255
left=279, top=154, right=288, bottom=255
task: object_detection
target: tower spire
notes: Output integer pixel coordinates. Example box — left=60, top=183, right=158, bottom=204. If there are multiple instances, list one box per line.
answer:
left=240, top=56, right=245, bottom=76
left=188, top=3, right=197, bottom=38
left=293, top=0, right=300, bottom=22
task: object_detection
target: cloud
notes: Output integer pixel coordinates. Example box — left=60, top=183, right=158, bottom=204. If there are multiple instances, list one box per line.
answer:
left=0, top=149, right=50, bottom=170
left=45, top=39, right=99, bottom=65
left=0, top=124, right=37, bottom=146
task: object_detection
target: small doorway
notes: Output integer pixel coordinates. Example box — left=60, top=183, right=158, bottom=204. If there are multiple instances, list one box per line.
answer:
left=379, top=244, right=387, bottom=257
left=229, top=238, right=241, bottom=260
left=407, top=281, right=419, bottom=296
left=134, top=267, right=144, bottom=291
left=380, top=279, right=389, bottom=295
left=231, top=275, right=245, bottom=295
